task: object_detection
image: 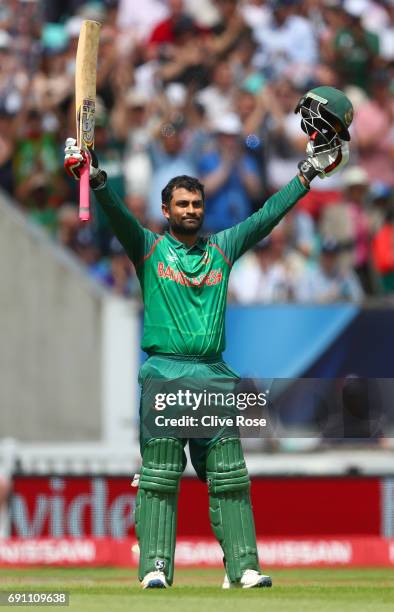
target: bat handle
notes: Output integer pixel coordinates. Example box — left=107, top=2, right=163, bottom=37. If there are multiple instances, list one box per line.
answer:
left=79, top=162, right=90, bottom=222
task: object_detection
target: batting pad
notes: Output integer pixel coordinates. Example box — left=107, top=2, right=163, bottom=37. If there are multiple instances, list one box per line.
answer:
left=207, top=437, right=260, bottom=582
left=135, top=437, right=184, bottom=584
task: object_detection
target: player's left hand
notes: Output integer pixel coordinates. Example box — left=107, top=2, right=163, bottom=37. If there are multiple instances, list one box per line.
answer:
left=298, top=138, right=349, bottom=183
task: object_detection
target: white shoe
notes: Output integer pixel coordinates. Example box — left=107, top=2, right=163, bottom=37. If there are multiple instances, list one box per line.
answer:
left=222, top=569, right=272, bottom=589
left=142, top=571, right=168, bottom=589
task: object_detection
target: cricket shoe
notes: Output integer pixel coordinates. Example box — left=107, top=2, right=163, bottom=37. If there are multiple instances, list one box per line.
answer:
left=141, top=571, right=168, bottom=589
left=222, top=569, right=272, bottom=589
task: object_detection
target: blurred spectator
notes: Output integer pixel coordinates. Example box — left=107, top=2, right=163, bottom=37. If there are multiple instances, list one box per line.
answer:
left=268, top=222, right=307, bottom=283
left=319, top=166, right=372, bottom=293
left=357, top=0, right=391, bottom=35
left=281, top=208, right=316, bottom=259
left=198, top=113, right=261, bottom=231
left=196, top=60, right=236, bottom=124
left=378, top=1, right=394, bottom=62
left=295, top=238, right=364, bottom=303
left=369, top=181, right=393, bottom=234
left=185, top=0, right=219, bottom=28
left=31, top=47, right=73, bottom=113
left=230, top=34, right=263, bottom=90
left=319, top=0, right=347, bottom=66
left=229, top=237, right=292, bottom=304
left=372, top=207, right=394, bottom=294
left=352, top=71, right=394, bottom=187
left=0, top=28, right=29, bottom=115
left=230, top=224, right=306, bottom=303
left=207, top=0, right=250, bottom=57
left=148, top=0, right=189, bottom=47
left=13, top=110, right=66, bottom=210
left=114, top=88, right=153, bottom=200
left=333, top=0, right=380, bottom=92
left=156, top=14, right=208, bottom=89
left=253, top=0, right=318, bottom=81
left=42, top=0, right=87, bottom=23
left=183, top=99, right=212, bottom=162
left=240, top=0, right=271, bottom=33
left=116, top=0, right=168, bottom=44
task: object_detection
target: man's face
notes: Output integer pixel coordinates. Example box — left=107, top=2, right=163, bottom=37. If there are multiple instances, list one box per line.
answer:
left=162, top=187, right=204, bottom=235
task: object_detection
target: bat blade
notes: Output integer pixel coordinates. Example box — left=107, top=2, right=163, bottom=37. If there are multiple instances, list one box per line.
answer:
left=75, top=19, right=101, bottom=222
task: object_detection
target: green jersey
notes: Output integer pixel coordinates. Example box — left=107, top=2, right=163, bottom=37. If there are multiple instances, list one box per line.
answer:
left=94, top=176, right=307, bottom=357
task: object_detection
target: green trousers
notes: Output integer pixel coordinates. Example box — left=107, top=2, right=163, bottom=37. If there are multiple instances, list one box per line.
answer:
left=138, top=353, right=240, bottom=479
left=134, top=354, right=261, bottom=584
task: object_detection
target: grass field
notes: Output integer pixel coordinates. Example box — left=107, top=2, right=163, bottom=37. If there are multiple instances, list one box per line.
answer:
left=0, top=567, right=393, bottom=611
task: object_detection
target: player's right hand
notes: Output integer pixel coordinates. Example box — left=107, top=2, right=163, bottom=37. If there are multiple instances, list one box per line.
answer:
left=64, top=138, right=100, bottom=180
left=64, top=138, right=87, bottom=180
left=306, top=138, right=349, bottom=179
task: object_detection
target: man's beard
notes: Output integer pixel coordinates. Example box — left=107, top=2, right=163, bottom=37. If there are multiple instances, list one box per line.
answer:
left=169, top=216, right=204, bottom=235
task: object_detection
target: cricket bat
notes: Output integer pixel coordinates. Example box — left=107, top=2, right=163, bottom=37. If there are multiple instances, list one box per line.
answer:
left=75, top=20, right=101, bottom=222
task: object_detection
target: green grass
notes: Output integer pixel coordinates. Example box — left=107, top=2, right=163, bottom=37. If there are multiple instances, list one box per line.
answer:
left=0, top=567, right=393, bottom=611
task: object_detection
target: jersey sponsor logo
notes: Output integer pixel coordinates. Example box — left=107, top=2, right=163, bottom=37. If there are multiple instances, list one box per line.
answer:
left=157, top=262, right=223, bottom=287
left=167, top=248, right=178, bottom=262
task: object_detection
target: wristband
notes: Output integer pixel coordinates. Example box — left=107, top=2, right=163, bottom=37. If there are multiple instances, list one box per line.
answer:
left=90, top=169, right=107, bottom=190
left=298, top=159, right=319, bottom=183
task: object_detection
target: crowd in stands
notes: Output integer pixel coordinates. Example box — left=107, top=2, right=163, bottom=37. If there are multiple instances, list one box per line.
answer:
left=0, top=0, right=393, bottom=301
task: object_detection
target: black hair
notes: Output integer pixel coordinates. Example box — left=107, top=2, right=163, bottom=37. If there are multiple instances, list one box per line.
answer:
left=161, top=175, right=205, bottom=207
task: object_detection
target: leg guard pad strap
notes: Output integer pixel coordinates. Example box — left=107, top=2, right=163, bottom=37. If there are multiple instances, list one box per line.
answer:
left=139, top=467, right=181, bottom=493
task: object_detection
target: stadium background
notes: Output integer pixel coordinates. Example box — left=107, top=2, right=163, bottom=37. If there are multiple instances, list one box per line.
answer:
left=1, top=0, right=394, bottom=573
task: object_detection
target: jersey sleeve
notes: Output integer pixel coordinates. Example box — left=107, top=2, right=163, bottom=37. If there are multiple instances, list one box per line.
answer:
left=93, top=183, right=157, bottom=265
left=212, top=176, right=308, bottom=264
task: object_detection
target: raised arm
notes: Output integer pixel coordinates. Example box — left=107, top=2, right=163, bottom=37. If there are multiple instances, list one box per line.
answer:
left=213, top=175, right=308, bottom=263
left=64, top=138, right=156, bottom=265
left=213, top=86, right=355, bottom=263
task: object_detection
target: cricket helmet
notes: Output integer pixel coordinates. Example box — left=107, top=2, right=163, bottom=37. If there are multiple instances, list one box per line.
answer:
left=295, top=86, right=354, bottom=155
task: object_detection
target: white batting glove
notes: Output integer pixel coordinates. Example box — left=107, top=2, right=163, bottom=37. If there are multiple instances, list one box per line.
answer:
left=64, top=137, right=100, bottom=180
left=64, top=138, right=107, bottom=189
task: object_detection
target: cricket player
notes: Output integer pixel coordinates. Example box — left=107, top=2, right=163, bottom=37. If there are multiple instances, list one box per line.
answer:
left=65, top=87, right=353, bottom=589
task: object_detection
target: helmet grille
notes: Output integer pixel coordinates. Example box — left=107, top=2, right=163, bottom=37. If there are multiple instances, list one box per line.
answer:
left=300, top=98, right=342, bottom=155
